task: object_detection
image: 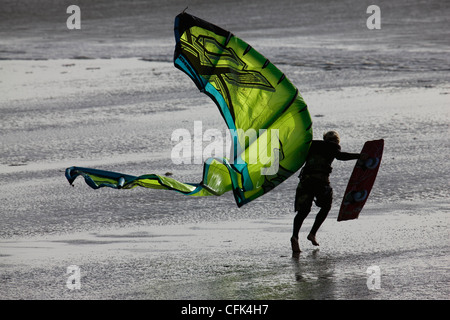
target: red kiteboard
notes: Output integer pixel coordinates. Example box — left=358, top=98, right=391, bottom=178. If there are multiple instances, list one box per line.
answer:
left=337, top=139, right=384, bottom=221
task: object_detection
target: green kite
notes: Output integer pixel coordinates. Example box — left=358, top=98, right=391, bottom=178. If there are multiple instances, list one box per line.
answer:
left=65, top=12, right=313, bottom=207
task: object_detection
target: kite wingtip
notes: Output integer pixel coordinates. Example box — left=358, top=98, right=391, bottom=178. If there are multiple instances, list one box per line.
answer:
left=65, top=167, right=78, bottom=186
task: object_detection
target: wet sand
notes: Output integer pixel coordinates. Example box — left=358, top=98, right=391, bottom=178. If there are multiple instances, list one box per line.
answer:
left=0, top=59, right=448, bottom=300
left=0, top=202, right=448, bottom=300
left=1, top=0, right=449, bottom=302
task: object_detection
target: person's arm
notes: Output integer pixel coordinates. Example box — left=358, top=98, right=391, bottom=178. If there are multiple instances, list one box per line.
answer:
left=335, top=151, right=361, bottom=161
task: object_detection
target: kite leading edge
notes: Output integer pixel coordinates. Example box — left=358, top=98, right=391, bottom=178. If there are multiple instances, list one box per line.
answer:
left=65, top=12, right=313, bottom=207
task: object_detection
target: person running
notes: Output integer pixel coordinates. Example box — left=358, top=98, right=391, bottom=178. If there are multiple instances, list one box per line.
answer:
left=291, top=131, right=365, bottom=253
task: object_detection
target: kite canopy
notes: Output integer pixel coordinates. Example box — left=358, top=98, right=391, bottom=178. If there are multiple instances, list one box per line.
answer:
left=65, top=12, right=312, bottom=207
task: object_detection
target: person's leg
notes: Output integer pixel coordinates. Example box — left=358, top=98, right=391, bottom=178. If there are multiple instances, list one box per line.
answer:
left=292, top=185, right=314, bottom=252
left=308, top=186, right=333, bottom=246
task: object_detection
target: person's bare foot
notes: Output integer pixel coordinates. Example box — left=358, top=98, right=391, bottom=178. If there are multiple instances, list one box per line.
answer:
left=307, top=233, right=319, bottom=246
left=290, top=236, right=301, bottom=253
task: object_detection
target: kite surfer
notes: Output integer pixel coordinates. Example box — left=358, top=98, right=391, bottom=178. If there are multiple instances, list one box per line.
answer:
left=290, top=131, right=366, bottom=253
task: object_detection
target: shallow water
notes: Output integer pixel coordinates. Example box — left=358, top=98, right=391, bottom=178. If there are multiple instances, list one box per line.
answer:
left=1, top=205, right=448, bottom=300
left=0, top=0, right=449, bottom=300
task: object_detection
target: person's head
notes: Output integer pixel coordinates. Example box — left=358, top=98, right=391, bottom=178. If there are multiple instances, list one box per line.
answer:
left=323, top=130, right=340, bottom=144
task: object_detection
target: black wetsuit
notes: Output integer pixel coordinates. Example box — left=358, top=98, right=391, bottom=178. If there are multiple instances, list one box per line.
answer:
left=293, top=140, right=360, bottom=238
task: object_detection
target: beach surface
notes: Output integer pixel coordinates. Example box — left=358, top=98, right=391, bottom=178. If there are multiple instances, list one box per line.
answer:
left=1, top=0, right=449, bottom=300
